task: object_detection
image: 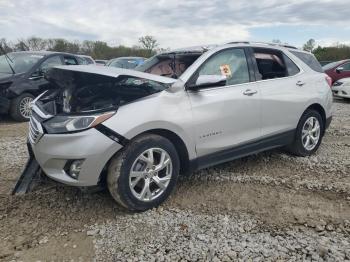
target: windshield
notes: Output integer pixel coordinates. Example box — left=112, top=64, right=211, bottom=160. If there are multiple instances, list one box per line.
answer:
left=0, top=52, right=43, bottom=74
left=323, top=61, right=343, bottom=71
left=135, top=53, right=202, bottom=78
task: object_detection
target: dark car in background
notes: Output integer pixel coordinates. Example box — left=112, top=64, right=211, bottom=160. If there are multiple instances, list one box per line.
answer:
left=0, top=51, right=82, bottom=121
left=106, top=57, right=145, bottom=69
left=323, top=59, right=350, bottom=84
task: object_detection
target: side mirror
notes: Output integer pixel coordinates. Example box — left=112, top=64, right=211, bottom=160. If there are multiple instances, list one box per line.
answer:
left=336, top=67, right=344, bottom=74
left=188, top=75, right=227, bottom=90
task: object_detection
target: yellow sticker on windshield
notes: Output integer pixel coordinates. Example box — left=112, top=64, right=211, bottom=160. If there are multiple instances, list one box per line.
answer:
left=220, top=64, right=232, bottom=77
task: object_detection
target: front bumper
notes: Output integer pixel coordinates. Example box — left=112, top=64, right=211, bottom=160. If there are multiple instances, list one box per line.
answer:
left=332, top=85, right=350, bottom=99
left=30, top=127, right=122, bottom=186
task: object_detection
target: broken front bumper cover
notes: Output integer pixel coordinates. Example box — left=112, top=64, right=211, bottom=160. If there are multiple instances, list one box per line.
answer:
left=13, top=127, right=123, bottom=196
left=12, top=142, right=42, bottom=195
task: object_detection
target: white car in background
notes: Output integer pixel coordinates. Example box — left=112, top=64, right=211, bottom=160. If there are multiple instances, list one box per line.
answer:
left=332, top=78, right=350, bottom=100
left=77, top=55, right=96, bottom=65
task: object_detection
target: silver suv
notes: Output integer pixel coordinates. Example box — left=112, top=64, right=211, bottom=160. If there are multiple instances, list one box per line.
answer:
left=27, top=42, right=333, bottom=211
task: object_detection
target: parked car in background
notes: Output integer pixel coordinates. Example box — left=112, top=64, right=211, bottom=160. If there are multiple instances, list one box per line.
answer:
left=106, top=57, right=145, bottom=69
left=0, top=51, right=83, bottom=121
left=95, top=60, right=107, bottom=66
left=77, top=55, right=96, bottom=65
left=323, top=59, right=350, bottom=84
left=25, top=42, right=332, bottom=211
left=319, top=61, right=334, bottom=67
left=332, top=78, right=350, bottom=100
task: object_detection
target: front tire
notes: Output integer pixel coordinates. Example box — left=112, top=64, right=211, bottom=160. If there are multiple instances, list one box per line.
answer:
left=287, top=109, right=324, bottom=157
left=107, top=134, right=180, bottom=211
left=9, top=93, right=34, bottom=122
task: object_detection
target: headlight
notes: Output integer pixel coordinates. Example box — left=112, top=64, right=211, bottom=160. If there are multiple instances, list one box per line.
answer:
left=43, top=111, right=115, bottom=134
left=333, top=81, right=343, bottom=87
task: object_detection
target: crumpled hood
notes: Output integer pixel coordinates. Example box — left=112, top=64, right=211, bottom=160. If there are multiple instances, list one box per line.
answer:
left=38, top=65, right=177, bottom=115
left=0, top=72, right=26, bottom=83
left=50, top=65, right=177, bottom=84
left=0, top=73, right=14, bottom=82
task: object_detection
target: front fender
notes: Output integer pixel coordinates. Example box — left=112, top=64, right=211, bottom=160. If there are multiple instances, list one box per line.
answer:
left=102, top=91, right=196, bottom=160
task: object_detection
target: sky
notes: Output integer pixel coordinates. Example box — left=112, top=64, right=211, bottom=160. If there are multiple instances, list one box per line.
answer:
left=0, top=0, right=350, bottom=49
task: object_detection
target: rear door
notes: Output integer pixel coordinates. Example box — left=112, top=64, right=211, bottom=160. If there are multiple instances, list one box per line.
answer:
left=187, top=47, right=261, bottom=158
left=251, top=48, right=304, bottom=137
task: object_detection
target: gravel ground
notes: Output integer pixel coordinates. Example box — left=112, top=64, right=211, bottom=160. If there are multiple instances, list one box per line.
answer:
left=0, top=99, right=349, bottom=261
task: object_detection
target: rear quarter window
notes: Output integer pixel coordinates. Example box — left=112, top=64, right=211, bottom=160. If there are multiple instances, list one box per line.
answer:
left=290, top=51, right=323, bottom=73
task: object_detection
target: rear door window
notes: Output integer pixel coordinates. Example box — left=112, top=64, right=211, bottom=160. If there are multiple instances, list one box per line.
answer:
left=253, top=48, right=290, bottom=80
left=38, top=55, right=63, bottom=74
left=76, top=56, right=87, bottom=65
left=63, top=56, right=78, bottom=65
left=290, top=51, right=323, bottom=73
left=340, top=62, right=350, bottom=71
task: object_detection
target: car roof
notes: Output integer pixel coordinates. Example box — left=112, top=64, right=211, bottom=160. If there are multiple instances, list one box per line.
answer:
left=110, top=57, right=145, bottom=60
left=160, top=45, right=218, bottom=55
left=158, top=42, right=303, bottom=56
left=77, top=54, right=93, bottom=58
left=337, top=59, right=350, bottom=64
left=9, top=50, right=78, bottom=57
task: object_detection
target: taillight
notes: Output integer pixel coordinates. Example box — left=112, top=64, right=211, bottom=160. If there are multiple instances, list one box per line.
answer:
left=325, top=75, right=332, bottom=88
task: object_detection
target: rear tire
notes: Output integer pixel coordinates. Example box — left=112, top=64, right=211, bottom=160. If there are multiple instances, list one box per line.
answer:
left=107, top=134, right=180, bottom=211
left=9, top=93, right=34, bottom=122
left=287, top=109, right=324, bottom=157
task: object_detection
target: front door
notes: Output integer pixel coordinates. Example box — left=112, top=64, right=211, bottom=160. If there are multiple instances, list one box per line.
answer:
left=337, top=62, right=350, bottom=80
left=187, top=48, right=261, bottom=158
left=29, top=55, right=63, bottom=92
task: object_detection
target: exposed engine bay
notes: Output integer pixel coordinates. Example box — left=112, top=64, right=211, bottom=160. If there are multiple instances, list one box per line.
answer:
left=38, top=68, right=172, bottom=114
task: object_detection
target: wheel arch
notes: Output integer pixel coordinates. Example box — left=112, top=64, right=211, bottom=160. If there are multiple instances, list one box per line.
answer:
left=304, top=103, right=326, bottom=134
left=98, top=127, right=193, bottom=188
left=134, top=128, right=191, bottom=176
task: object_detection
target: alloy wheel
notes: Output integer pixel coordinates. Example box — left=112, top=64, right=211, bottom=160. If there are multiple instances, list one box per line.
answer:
left=19, top=96, right=33, bottom=119
left=129, top=148, right=173, bottom=202
left=301, top=116, right=321, bottom=151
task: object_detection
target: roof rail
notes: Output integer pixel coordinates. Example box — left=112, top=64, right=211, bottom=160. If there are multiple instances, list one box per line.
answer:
left=226, top=41, right=298, bottom=50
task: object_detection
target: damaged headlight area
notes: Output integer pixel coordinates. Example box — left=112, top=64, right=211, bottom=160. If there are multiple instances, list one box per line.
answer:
left=43, top=111, right=115, bottom=134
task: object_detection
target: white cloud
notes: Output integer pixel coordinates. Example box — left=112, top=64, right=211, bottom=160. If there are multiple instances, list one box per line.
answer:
left=0, top=0, right=348, bottom=48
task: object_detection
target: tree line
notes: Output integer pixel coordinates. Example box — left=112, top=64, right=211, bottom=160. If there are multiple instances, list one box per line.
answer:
left=1, top=36, right=349, bottom=62
left=274, top=38, right=350, bottom=62
left=303, top=39, right=350, bottom=61
left=0, top=36, right=161, bottom=59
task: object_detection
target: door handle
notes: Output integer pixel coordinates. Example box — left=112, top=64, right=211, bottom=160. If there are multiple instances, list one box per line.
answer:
left=243, top=89, right=258, bottom=96
left=296, top=81, right=305, bottom=86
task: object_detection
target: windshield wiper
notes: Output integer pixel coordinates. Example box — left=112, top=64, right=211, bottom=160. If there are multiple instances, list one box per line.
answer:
left=0, top=44, right=15, bottom=74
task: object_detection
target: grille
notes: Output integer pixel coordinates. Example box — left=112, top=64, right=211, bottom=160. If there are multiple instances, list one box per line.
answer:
left=28, top=114, right=43, bottom=144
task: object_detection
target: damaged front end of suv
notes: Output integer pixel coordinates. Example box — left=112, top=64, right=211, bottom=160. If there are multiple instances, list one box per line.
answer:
left=13, top=65, right=176, bottom=194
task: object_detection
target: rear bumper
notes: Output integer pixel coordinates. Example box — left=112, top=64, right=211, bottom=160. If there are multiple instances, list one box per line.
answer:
left=30, top=128, right=122, bottom=186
